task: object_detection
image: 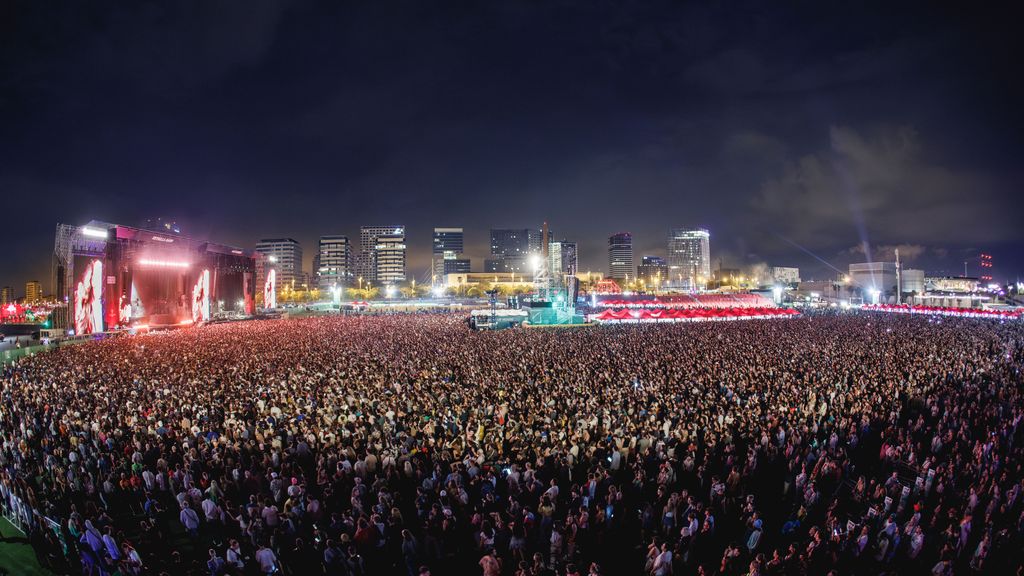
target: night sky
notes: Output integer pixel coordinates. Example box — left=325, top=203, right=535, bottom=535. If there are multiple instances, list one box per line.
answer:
left=3, top=1, right=1023, bottom=292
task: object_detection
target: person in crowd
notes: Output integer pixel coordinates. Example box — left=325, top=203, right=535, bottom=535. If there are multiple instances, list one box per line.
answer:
left=0, top=311, right=1022, bottom=575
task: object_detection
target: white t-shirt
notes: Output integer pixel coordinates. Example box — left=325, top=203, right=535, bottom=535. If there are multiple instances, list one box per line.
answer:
left=255, top=548, right=277, bottom=573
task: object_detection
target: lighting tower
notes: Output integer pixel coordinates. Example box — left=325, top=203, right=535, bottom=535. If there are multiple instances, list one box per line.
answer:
left=980, top=253, right=993, bottom=284
left=533, top=221, right=551, bottom=299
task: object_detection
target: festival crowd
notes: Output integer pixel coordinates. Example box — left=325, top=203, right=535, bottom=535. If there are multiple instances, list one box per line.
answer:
left=1, top=312, right=1023, bottom=575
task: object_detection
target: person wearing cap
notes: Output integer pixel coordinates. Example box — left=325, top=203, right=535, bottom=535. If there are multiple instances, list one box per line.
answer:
left=747, top=519, right=763, bottom=553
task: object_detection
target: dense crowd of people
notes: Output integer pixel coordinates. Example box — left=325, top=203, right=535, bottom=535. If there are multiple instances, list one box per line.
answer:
left=1, top=312, right=1023, bottom=575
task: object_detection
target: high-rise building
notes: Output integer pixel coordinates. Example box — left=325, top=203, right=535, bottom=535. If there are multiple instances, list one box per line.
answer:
left=526, top=229, right=548, bottom=255
left=255, top=238, right=303, bottom=292
left=443, top=259, right=471, bottom=274
left=668, top=228, right=710, bottom=289
left=484, top=258, right=528, bottom=274
left=316, top=235, right=351, bottom=289
left=0, top=286, right=13, bottom=305
left=432, top=228, right=465, bottom=282
left=25, top=281, right=42, bottom=303
left=354, top=253, right=374, bottom=285
left=490, top=229, right=532, bottom=258
left=375, top=231, right=407, bottom=285
left=487, top=228, right=550, bottom=274
left=637, top=256, right=668, bottom=285
left=549, top=240, right=578, bottom=286
left=359, top=226, right=404, bottom=283
left=607, top=233, right=633, bottom=281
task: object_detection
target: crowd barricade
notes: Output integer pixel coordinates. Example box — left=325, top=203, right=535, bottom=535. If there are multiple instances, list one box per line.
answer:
left=861, top=304, right=1022, bottom=320
left=1, top=483, right=69, bottom=556
left=590, top=306, right=799, bottom=323
left=1, top=489, right=34, bottom=533
left=597, top=293, right=774, bottom=310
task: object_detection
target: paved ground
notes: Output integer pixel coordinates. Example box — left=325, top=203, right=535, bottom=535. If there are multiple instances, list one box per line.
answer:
left=0, top=517, right=51, bottom=576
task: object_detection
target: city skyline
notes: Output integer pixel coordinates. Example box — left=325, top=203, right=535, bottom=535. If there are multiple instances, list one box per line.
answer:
left=2, top=3, right=1023, bottom=287
left=3, top=220, right=1020, bottom=298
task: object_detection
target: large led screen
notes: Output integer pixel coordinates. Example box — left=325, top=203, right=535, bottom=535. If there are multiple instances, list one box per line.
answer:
left=74, top=258, right=104, bottom=335
left=264, top=269, right=276, bottom=309
left=191, top=269, right=210, bottom=323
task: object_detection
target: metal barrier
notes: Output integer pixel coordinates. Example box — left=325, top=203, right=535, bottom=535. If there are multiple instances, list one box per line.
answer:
left=1, top=334, right=106, bottom=365
left=1, top=490, right=68, bottom=554
left=0, top=343, right=52, bottom=365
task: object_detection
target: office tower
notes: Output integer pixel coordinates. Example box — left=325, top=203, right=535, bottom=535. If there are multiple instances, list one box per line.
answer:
left=607, top=233, right=633, bottom=280
left=0, top=286, right=13, bottom=305
left=668, top=228, right=711, bottom=289
left=316, top=235, right=351, bottom=289
left=490, top=229, right=532, bottom=258
left=374, top=231, right=407, bottom=285
left=442, top=259, right=471, bottom=274
left=432, top=228, right=465, bottom=282
left=25, top=280, right=42, bottom=303
left=255, top=238, right=303, bottom=291
left=487, top=227, right=550, bottom=273
left=354, top=253, right=374, bottom=285
left=527, top=228, right=548, bottom=255
left=549, top=240, right=578, bottom=286
left=637, top=256, right=668, bottom=285
left=359, top=226, right=403, bottom=283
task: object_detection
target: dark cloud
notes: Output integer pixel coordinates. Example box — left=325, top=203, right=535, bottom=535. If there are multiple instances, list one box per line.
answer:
left=844, top=244, right=928, bottom=263
left=751, top=125, right=1018, bottom=254
left=1, top=1, right=1022, bottom=292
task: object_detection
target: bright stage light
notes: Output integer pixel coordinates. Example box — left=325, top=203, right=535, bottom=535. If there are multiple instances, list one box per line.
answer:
left=139, top=258, right=190, bottom=268
left=431, top=285, right=445, bottom=298
left=868, top=288, right=881, bottom=305
left=81, top=226, right=108, bottom=238
left=385, top=285, right=396, bottom=298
